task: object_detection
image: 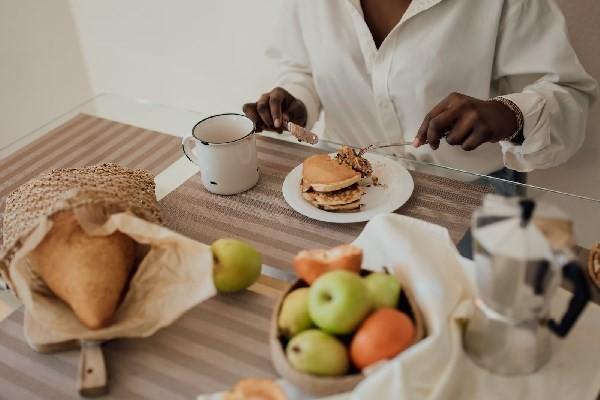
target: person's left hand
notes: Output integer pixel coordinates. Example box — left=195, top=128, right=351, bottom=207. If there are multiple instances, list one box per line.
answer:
left=413, top=92, right=519, bottom=151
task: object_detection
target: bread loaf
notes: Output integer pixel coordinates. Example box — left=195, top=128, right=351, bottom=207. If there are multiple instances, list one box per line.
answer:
left=28, top=211, right=136, bottom=329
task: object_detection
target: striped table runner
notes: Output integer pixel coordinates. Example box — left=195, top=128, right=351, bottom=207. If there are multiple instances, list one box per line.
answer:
left=0, top=114, right=182, bottom=245
left=159, top=136, right=491, bottom=271
left=0, top=277, right=285, bottom=399
left=0, top=114, right=490, bottom=399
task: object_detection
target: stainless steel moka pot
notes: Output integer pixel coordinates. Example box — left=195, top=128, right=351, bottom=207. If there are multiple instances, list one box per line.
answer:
left=464, top=195, right=590, bottom=375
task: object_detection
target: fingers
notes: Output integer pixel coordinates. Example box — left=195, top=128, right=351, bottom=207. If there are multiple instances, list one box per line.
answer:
left=286, top=98, right=308, bottom=127
left=426, top=107, right=462, bottom=150
left=461, top=125, right=488, bottom=151
left=445, top=110, right=477, bottom=146
left=414, top=115, right=431, bottom=147
left=242, top=103, right=263, bottom=133
left=414, top=92, right=495, bottom=152
left=243, top=87, right=306, bottom=134
left=257, top=93, right=275, bottom=131
left=414, top=95, right=453, bottom=147
left=269, top=88, right=285, bottom=131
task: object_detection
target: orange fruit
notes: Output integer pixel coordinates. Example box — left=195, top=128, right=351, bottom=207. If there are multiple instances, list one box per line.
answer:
left=350, top=308, right=415, bottom=370
left=293, top=244, right=362, bottom=285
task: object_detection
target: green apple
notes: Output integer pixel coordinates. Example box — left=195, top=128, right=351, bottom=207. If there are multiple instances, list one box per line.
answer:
left=308, top=270, right=372, bottom=335
left=364, top=271, right=401, bottom=309
left=278, top=288, right=314, bottom=338
left=211, top=238, right=262, bottom=293
left=286, top=329, right=349, bottom=376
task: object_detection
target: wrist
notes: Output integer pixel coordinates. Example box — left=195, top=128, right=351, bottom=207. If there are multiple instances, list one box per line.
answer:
left=488, top=96, right=524, bottom=144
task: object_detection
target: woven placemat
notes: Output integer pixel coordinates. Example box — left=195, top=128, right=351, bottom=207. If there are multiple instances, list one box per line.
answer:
left=0, top=114, right=182, bottom=246
left=159, top=136, right=492, bottom=271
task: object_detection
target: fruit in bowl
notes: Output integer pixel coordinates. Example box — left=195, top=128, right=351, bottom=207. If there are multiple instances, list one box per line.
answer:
left=286, top=329, right=350, bottom=376
left=309, top=270, right=372, bottom=335
left=364, top=270, right=401, bottom=309
left=278, top=288, right=314, bottom=338
left=350, top=308, right=415, bottom=370
left=270, top=244, right=424, bottom=396
left=293, top=244, right=362, bottom=284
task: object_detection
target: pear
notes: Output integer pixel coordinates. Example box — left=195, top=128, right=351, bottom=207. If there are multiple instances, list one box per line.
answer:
left=278, top=288, right=314, bottom=338
left=286, top=329, right=349, bottom=376
left=364, top=271, right=401, bottom=309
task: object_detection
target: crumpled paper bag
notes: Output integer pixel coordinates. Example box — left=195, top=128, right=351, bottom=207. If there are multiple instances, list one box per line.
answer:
left=9, top=209, right=216, bottom=342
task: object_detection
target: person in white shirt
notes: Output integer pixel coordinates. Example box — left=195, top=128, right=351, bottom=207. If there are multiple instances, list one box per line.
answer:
left=242, top=0, right=597, bottom=181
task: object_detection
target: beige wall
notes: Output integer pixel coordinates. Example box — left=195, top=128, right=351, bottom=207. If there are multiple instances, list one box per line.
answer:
left=68, top=0, right=280, bottom=117
left=529, top=0, right=600, bottom=198
left=0, top=0, right=92, bottom=148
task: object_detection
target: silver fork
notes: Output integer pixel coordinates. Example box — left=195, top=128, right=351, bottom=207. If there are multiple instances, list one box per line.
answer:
left=358, top=142, right=413, bottom=155
left=367, top=142, right=413, bottom=149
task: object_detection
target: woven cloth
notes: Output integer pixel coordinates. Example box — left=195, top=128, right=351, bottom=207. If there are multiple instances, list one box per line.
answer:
left=0, top=163, right=161, bottom=291
left=159, top=136, right=493, bottom=272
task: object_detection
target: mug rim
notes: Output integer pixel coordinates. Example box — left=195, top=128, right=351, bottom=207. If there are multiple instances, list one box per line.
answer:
left=191, top=113, right=255, bottom=145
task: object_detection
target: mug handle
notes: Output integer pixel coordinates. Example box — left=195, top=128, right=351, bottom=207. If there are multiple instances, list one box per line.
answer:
left=547, top=262, right=590, bottom=337
left=182, top=136, right=200, bottom=164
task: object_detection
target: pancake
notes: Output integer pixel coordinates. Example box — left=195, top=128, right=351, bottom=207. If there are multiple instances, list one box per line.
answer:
left=301, top=149, right=373, bottom=213
left=302, top=154, right=361, bottom=193
left=335, top=146, right=373, bottom=178
left=316, top=200, right=361, bottom=212
left=303, top=184, right=364, bottom=206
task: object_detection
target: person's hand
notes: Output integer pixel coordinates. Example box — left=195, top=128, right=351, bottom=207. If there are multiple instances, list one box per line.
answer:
left=413, top=92, right=519, bottom=151
left=243, top=87, right=307, bottom=133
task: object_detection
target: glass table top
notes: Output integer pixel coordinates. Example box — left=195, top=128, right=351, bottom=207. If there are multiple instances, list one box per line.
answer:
left=1, top=93, right=598, bottom=250
left=0, top=94, right=598, bottom=398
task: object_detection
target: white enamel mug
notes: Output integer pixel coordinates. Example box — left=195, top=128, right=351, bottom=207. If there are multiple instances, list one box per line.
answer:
left=182, top=113, right=259, bottom=195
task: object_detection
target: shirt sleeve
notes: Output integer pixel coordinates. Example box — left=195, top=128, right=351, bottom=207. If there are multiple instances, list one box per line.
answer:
left=493, top=0, right=598, bottom=172
left=265, top=0, right=321, bottom=130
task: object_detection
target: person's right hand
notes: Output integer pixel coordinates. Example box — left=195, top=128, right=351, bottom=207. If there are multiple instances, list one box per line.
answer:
left=243, top=87, right=307, bottom=133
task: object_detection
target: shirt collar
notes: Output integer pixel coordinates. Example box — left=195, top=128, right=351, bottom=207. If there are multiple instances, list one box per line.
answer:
left=346, top=0, right=446, bottom=25
left=402, top=0, right=445, bottom=23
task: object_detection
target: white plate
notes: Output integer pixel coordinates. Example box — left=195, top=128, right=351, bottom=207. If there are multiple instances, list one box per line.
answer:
left=282, top=153, right=414, bottom=223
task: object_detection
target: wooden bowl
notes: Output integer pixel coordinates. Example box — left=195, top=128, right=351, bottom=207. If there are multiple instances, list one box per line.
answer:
left=269, top=269, right=425, bottom=396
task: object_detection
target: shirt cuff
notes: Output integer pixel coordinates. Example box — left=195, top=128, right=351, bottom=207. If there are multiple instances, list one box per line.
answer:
left=279, top=82, right=320, bottom=131
left=498, top=92, right=550, bottom=172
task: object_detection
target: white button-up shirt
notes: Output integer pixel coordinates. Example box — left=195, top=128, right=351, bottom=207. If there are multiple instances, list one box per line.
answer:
left=268, top=0, right=597, bottom=173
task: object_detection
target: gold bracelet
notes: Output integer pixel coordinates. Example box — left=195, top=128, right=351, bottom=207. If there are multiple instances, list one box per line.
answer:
left=488, top=96, right=524, bottom=142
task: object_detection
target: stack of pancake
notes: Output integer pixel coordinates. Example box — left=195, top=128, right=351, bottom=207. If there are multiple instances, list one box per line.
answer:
left=301, top=151, right=367, bottom=212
